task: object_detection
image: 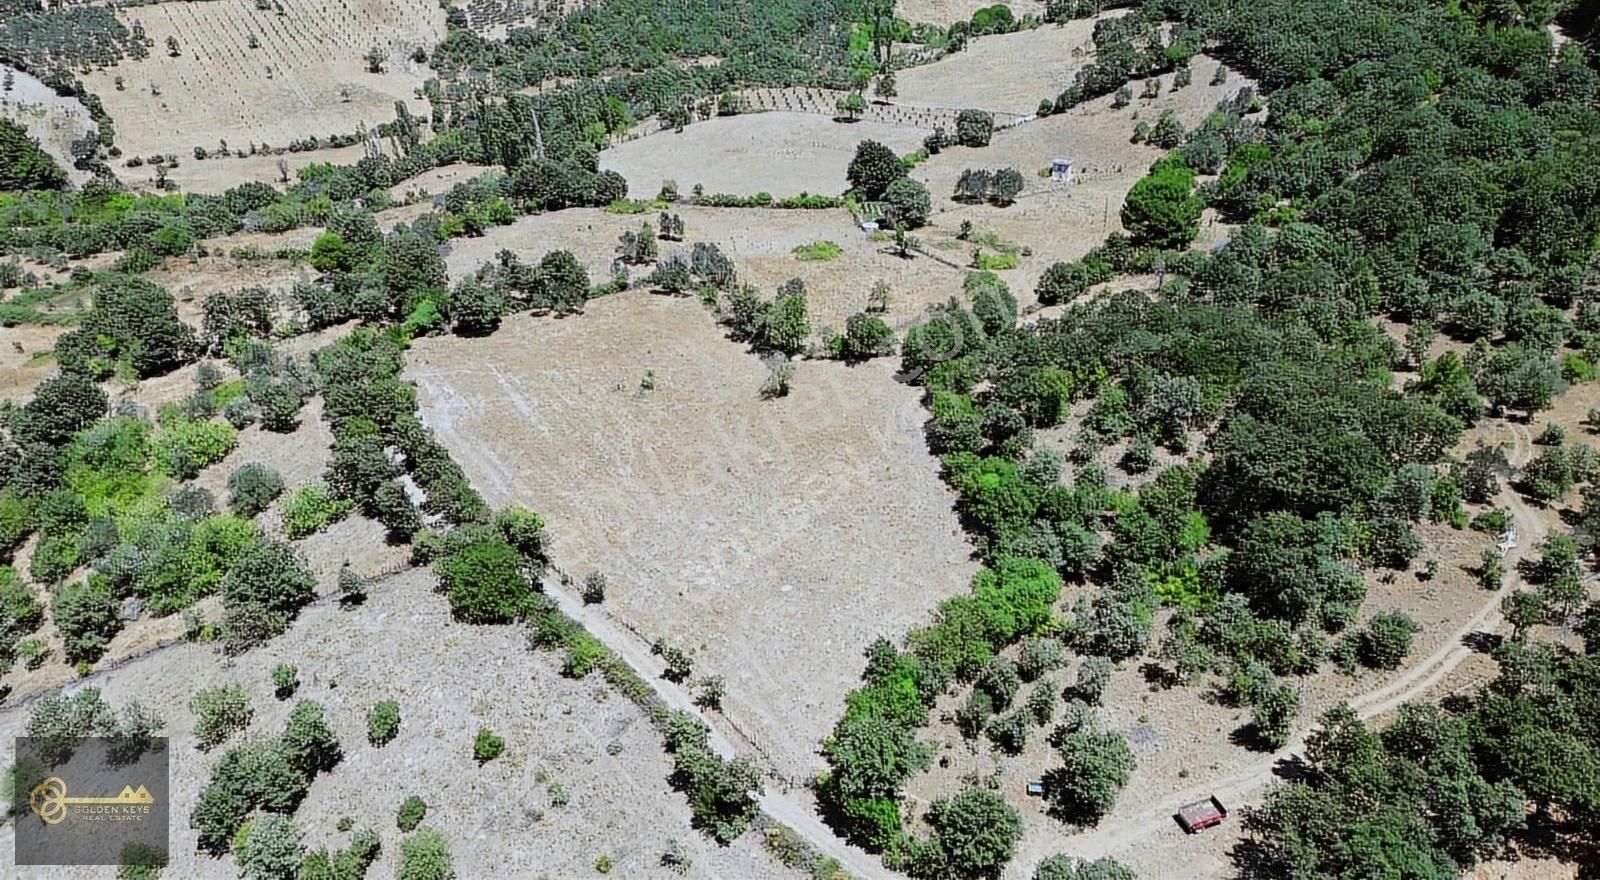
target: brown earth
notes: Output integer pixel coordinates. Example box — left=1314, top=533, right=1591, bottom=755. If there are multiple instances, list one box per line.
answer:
left=406, top=292, right=980, bottom=779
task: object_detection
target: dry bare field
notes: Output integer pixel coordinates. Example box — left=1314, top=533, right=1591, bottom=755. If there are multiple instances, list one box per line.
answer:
left=127, top=144, right=370, bottom=195
left=0, top=566, right=807, bottom=880
left=600, top=111, right=925, bottom=198
left=406, top=293, right=979, bottom=778
left=894, top=18, right=1117, bottom=115
left=896, top=0, right=1043, bottom=25
left=444, top=205, right=972, bottom=332
left=84, top=0, right=444, bottom=159
left=0, top=65, right=96, bottom=186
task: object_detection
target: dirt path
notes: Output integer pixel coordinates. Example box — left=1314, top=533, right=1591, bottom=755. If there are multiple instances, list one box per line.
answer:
left=1012, top=421, right=1544, bottom=868
left=539, top=573, right=904, bottom=880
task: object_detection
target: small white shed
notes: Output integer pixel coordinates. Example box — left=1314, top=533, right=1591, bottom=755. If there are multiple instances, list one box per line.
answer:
left=1050, top=158, right=1074, bottom=182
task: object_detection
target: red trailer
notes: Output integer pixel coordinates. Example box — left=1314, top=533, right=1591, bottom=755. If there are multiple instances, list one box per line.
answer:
left=1176, top=796, right=1228, bottom=833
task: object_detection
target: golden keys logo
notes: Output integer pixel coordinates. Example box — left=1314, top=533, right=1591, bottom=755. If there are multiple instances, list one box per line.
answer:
left=29, top=776, right=156, bottom=825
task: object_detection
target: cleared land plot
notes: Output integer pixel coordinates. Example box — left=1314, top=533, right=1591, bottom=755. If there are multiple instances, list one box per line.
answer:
left=85, top=0, right=444, bottom=159
left=406, top=293, right=978, bottom=778
left=896, top=0, right=1042, bottom=25
left=0, top=566, right=805, bottom=880
left=894, top=19, right=1110, bottom=116
left=601, top=112, right=924, bottom=198
left=0, top=65, right=96, bottom=186
left=444, top=205, right=970, bottom=332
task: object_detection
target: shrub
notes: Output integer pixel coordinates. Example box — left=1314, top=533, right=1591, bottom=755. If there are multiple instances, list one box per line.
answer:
left=397, top=828, right=453, bottom=880
left=473, top=728, right=504, bottom=764
left=220, top=540, right=316, bottom=654
left=282, top=485, right=354, bottom=538
left=1070, top=657, right=1113, bottom=705
left=1358, top=612, right=1418, bottom=670
left=437, top=531, right=534, bottom=624
left=53, top=576, right=122, bottom=665
left=271, top=664, right=298, bottom=700
left=367, top=700, right=400, bottom=746
left=581, top=571, right=607, bottom=604
left=396, top=795, right=427, bottom=832
left=237, top=815, right=303, bottom=880
left=191, top=685, right=253, bottom=751
left=228, top=463, right=285, bottom=517
left=1017, top=640, right=1064, bottom=685
left=280, top=700, right=342, bottom=777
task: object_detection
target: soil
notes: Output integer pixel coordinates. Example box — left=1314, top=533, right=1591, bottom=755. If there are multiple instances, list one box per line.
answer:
left=406, top=292, right=980, bottom=779
left=600, top=112, right=926, bottom=198
left=83, top=0, right=444, bottom=161
left=443, top=205, right=973, bottom=333
left=894, top=19, right=1119, bottom=116
left=895, top=0, right=1043, bottom=26
left=0, top=565, right=807, bottom=880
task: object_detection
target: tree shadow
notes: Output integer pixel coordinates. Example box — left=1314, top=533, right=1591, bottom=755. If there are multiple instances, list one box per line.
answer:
left=1227, top=722, right=1276, bottom=753
left=1270, top=753, right=1313, bottom=784
left=1462, top=630, right=1502, bottom=655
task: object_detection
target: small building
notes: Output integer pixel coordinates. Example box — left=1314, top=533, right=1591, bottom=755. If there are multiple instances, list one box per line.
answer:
left=1176, top=796, right=1228, bottom=833
left=1050, top=158, right=1074, bottom=182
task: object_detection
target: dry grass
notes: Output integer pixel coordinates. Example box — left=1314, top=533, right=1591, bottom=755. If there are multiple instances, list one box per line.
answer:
left=84, top=0, right=444, bottom=160
left=0, top=565, right=806, bottom=880
left=896, top=0, right=1043, bottom=26
left=894, top=18, right=1116, bottom=115
left=600, top=111, right=925, bottom=198
left=444, top=204, right=973, bottom=333
left=406, top=293, right=979, bottom=778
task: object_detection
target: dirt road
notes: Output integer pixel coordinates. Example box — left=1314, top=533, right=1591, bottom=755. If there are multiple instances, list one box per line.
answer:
left=539, top=572, right=904, bottom=880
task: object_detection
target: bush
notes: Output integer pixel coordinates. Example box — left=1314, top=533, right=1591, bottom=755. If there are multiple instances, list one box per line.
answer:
left=228, top=463, right=285, bottom=517
left=367, top=700, right=400, bottom=746
left=53, top=576, right=122, bottom=665
left=281, top=484, right=354, bottom=538
left=581, top=572, right=607, bottom=604
left=398, top=828, right=454, bottom=880
left=280, top=700, right=342, bottom=777
left=191, top=684, right=253, bottom=751
left=436, top=531, right=533, bottom=624
left=1070, top=657, right=1113, bottom=705
left=220, top=540, right=316, bottom=654
left=1358, top=612, right=1418, bottom=670
left=271, top=663, right=298, bottom=700
left=237, top=815, right=303, bottom=880
left=473, top=728, right=504, bottom=764
left=955, top=109, right=995, bottom=147
left=396, top=795, right=427, bottom=832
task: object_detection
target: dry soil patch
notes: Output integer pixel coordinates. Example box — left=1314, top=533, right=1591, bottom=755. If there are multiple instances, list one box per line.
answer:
left=601, top=111, right=925, bottom=198
left=406, top=293, right=979, bottom=778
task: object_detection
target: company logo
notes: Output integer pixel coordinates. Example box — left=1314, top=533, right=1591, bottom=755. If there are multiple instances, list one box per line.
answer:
left=29, top=776, right=157, bottom=825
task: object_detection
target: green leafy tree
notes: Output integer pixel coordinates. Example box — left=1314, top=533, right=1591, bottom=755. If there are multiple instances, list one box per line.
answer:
left=0, top=119, right=68, bottom=191
left=883, top=177, right=932, bottom=229
left=1358, top=612, right=1419, bottom=670
left=922, top=787, right=1022, bottom=879
left=397, top=828, right=454, bottom=880
left=436, top=531, right=533, bottom=624
left=1120, top=157, right=1203, bottom=249
left=846, top=140, right=906, bottom=200
left=955, top=109, right=995, bottom=147
left=1045, top=728, right=1134, bottom=826
left=368, top=700, right=401, bottom=746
